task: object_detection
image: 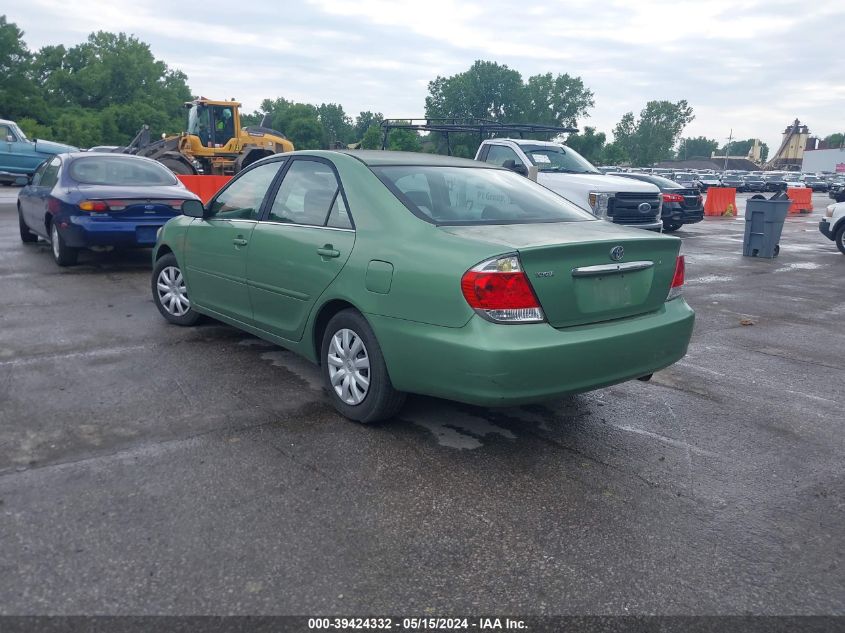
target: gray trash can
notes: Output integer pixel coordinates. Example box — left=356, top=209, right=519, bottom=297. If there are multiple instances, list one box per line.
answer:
left=743, top=195, right=790, bottom=258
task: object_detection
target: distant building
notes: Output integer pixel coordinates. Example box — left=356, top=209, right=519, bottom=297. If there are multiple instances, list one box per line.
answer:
left=801, top=147, right=845, bottom=173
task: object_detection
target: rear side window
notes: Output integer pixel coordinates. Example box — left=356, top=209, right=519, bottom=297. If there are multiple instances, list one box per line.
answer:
left=39, top=157, right=61, bottom=189
left=69, top=157, right=177, bottom=186
left=374, top=166, right=595, bottom=225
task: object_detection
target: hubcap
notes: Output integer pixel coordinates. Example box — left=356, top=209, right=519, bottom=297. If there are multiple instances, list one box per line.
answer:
left=156, top=266, right=190, bottom=316
left=327, top=328, right=370, bottom=405
left=51, top=225, right=60, bottom=259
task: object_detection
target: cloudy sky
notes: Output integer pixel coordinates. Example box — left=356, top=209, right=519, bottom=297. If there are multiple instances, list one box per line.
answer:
left=5, top=0, right=843, bottom=153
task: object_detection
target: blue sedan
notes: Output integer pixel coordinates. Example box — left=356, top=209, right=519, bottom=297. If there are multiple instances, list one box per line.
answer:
left=17, top=153, right=199, bottom=266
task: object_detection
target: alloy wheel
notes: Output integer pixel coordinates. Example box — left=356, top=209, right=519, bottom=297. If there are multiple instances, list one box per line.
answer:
left=327, top=328, right=371, bottom=405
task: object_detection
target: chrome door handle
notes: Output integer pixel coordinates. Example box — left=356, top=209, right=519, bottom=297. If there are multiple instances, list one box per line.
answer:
left=232, top=237, right=248, bottom=246
left=317, top=246, right=340, bottom=258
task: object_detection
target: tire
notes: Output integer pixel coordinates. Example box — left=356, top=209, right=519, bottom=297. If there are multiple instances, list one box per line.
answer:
left=835, top=225, right=845, bottom=255
left=320, top=309, right=405, bottom=424
left=50, top=222, right=78, bottom=266
left=159, top=158, right=194, bottom=176
left=663, top=221, right=682, bottom=232
left=18, top=206, right=37, bottom=243
left=151, top=253, right=201, bottom=325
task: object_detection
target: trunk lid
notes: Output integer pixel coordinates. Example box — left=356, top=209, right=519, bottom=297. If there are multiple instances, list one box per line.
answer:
left=441, top=221, right=680, bottom=328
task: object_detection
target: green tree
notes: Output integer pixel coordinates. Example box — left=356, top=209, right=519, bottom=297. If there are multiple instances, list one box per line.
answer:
left=717, top=138, right=769, bottom=162
left=425, top=60, right=524, bottom=121
left=598, top=142, right=628, bottom=166
left=613, top=101, right=694, bottom=166
left=354, top=111, right=383, bottom=139
left=611, top=112, right=636, bottom=164
left=360, top=124, right=383, bottom=149
left=318, top=103, right=353, bottom=147
left=424, top=60, right=594, bottom=157
left=677, top=136, right=718, bottom=160
left=261, top=97, right=326, bottom=149
left=0, top=16, right=42, bottom=120
left=565, top=126, right=606, bottom=163
left=522, top=72, right=594, bottom=128
left=824, top=133, right=844, bottom=148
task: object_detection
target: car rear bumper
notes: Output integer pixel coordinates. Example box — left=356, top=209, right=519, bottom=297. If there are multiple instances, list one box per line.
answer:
left=370, top=299, right=695, bottom=407
left=62, top=216, right=164, bottom=248
left=663, top=203, right=704, bottom=224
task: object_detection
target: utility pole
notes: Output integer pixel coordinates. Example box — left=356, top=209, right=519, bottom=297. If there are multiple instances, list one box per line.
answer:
left=724, top=129, right=733, bottom=171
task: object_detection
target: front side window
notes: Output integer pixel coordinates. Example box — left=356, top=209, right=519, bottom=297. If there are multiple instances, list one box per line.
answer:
left=0, top=124, right=14, bottom=142
left=268, top=160, right=343, bottom=226
left=484, top=145, right=524, bottom=169
left=208, top=161, right=282, bottom=220
left=375, top=166, right=595, bottom=225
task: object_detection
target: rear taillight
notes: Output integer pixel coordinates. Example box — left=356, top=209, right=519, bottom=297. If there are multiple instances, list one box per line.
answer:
left=461, top=255, right=544, bottom=324
left=662, top=193, right=684, bottom=203
left=79, top=200, right=109, bottom=212
left=668, top=255, right=685, bottom=300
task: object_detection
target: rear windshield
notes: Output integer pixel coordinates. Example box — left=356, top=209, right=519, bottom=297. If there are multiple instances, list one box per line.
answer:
left=69, top=156, right=178, bottom=186
left=673, top=173, right=695, bottom=179
left=373, top=166, right=595, bottom=225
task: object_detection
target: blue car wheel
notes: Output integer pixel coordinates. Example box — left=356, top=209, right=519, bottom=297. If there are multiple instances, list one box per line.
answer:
left=50, top=223, right=78, bottom=267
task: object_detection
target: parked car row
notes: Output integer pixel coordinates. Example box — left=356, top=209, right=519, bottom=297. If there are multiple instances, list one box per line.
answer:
left=609, top=165, right=844, bottom=194
left=15, top=149, right=695, bottom=424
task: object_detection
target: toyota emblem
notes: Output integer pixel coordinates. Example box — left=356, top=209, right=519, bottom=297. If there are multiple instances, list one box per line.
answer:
left=610, top=246, right=624, bottom=261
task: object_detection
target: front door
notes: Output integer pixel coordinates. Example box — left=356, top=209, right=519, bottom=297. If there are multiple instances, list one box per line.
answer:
left=247, top=158, right=355, bottom=342
left=183, top=160, right=283, bottom=325
left=20, top=157, right=60, bottom=238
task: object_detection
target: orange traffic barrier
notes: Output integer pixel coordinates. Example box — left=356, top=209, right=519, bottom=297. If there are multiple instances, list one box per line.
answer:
left=786, top=187, right=813, bottom=214
left=177, top=175, right=232, bottom=204
left=704, top=187, right=737, bottom=217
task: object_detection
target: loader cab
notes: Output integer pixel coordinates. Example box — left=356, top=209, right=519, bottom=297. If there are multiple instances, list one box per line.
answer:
left=185, top=99, right=240, bottom=149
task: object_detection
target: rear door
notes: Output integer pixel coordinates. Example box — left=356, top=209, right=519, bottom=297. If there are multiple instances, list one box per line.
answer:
left=183, top=160, right=283, bottom=324
left=246, top=158, right=355, bottom=342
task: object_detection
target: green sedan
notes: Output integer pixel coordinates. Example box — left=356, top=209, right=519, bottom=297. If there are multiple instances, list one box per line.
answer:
left=151, top=151, right=694, bottom=423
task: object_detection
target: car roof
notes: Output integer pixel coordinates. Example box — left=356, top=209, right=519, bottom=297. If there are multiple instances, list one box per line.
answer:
left=0, top=119, right=16, bottom=126
left=335, top=150, right=496, bottom=168
left=63, top=151, right=166, bottom=165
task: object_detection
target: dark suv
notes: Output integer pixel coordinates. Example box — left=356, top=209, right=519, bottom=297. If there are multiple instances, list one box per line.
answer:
left=611, top=173, right=704, bottom=232
left=743, top=175, right=766, bottom=192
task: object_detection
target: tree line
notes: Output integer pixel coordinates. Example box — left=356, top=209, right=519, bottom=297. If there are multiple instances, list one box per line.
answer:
left=6, top=16, right=833, bottom=166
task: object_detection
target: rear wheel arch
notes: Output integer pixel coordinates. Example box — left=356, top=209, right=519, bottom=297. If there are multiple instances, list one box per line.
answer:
left=312, top=299, right=362, bottom=364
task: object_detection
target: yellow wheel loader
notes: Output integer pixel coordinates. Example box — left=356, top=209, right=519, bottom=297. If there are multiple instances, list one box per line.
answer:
left=121, top=98, right=294, bottom=175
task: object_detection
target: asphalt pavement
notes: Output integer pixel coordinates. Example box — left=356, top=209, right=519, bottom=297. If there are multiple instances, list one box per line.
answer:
left=0, top=187, right=842, bottom=615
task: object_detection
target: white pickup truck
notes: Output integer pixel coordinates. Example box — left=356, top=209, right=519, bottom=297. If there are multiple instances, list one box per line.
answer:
left=819, top=202, right=845, bottom=254
left=475, top=138, right=663, bottom=231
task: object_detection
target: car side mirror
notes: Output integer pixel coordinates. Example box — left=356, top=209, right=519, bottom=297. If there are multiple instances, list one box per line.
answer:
left=181, top=199, right=206, bottom=218
left=5, top=135, right=14, bottom=143
left=502, top=159, right=528, bottom=176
